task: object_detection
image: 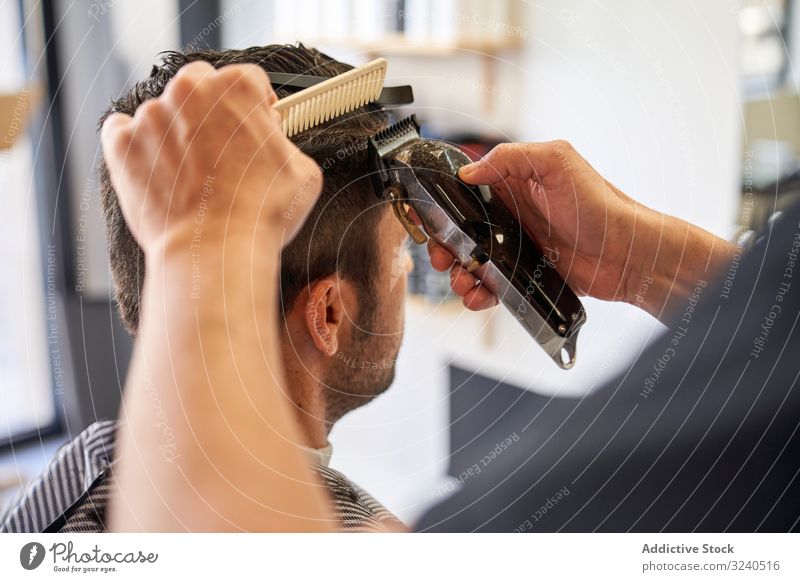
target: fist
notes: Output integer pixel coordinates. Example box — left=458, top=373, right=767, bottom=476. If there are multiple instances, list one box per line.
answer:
left=100, top=61, right=322, bottom=255
left=428, top=141, right=643, bottom=310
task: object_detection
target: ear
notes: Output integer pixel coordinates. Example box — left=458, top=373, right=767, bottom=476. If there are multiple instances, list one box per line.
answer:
left=304, top=275, right=346, bottom=357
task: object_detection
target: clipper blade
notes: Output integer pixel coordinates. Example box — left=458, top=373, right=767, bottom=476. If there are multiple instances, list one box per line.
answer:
left=370, top=114, right=421, bottom=156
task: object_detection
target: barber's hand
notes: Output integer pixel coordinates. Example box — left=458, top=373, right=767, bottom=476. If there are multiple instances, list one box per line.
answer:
left=100, top=61, right=322, bottom=256
left=429, top=141, right=646, bottom=310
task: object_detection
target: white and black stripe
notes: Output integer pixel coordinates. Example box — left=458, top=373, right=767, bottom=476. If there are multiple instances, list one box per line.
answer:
left=0, top=421, right=401, bottom=533
left=0, top=421, right=115, bottom=533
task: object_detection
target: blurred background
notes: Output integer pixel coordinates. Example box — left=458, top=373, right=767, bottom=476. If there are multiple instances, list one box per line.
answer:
left=1, top=0, right=798, bottom=524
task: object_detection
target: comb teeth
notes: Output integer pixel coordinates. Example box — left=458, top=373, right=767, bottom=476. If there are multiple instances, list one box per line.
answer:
left=274, top=58, right=387, bottom=137
left=370, top=115, right=420, bottom=156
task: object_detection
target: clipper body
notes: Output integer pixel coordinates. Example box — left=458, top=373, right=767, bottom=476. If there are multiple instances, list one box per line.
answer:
left=369, top=116, right=587, bottom=369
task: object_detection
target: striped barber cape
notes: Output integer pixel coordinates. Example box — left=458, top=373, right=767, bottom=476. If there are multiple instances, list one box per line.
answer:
left=0, top=421, right=402, bottom=533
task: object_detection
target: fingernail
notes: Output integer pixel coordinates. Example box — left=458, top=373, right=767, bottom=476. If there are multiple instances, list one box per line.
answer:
left=459, top=162, right=478, bottom=177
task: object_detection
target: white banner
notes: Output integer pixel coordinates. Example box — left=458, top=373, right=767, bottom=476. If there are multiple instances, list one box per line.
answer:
left=0, top=533, right=796, bottom=580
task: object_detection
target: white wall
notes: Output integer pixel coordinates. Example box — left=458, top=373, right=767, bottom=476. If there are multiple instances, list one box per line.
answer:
left=520, top=0, right=742, bottom=236
left=790, top=0, right=800, bottom=93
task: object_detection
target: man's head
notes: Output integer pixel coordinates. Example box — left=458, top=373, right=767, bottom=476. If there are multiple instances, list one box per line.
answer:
left=99, top=44, right=412, bottom=434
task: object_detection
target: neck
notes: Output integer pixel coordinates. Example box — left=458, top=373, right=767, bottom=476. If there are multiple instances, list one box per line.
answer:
left=280, top=358, right=331, bottom=451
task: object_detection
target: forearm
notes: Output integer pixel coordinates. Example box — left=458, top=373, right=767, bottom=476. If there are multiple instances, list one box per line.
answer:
left=109, top=228, right=335, bottom=532
left=628, top=205, right=737, bottom=320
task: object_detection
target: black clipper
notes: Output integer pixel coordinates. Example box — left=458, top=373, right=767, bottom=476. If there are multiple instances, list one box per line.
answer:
left=368, top=115, right=587, bottom=369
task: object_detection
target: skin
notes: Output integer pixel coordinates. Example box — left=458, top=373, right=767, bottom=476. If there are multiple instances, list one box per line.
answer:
left=280, top=209, right=412, bottom=448
left=101, top=63, right=735, bottom=532
left=102, top=61, right=333, bottom=531
left=428, top=141, right=737, bottom=322
left=102, top=60, right=412, bottom=531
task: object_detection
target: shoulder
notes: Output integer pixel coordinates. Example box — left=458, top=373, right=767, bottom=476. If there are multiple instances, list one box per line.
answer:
left=314, top=465, right=404, bottom=532
left=0, top=420, right=117, bottom=533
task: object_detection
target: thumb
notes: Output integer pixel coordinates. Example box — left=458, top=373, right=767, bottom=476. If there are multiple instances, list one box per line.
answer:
left=457, top=159, right=499, bottom=185
left=458, top=142, right=559, bottom=186
left=458, top=143, right=532, bottom=185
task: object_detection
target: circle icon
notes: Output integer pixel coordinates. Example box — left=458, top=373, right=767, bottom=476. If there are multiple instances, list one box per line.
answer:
left=20, top=542, right=46, bottom=570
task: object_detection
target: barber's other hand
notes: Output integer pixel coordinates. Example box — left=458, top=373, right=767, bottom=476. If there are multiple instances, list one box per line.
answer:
left=428, top=141, right=648, bottom=310
left=100, top=61, right=322, bottom=256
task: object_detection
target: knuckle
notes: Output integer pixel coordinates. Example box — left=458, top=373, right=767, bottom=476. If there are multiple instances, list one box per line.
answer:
left=548, top=139, right=576, bottom=171
left=502, top=142, right=522, bottom=152
left=239, top=63, right=270, bottom=87
left=492, top=143, right=513, bottom=156
left=308, top=164, right=323, bottom=188
left=165, top=73, right=197, bottom=103
left=290, top=152, right=314, bottom=176
left=289, top=153, right=322, bottom=187
left=133, top=99, right=163, bottom=123
left=488, top=142, right=520, bottom=162
left=220, top=63, right=269, bottom=94
left=552, top=139, right=574, bottom=153
left=165, top=62, right=214, bottom=101
left=182, top=60, right=215, bottom=77
left=101, top=114, right=133, bottom=151
left=268, top=108, right=282, bottom=129
left=241, top=63, right=269, bottom=81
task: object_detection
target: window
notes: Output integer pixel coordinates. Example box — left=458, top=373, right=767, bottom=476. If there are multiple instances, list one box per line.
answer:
left=0, top=3, right=56, bottom=443
left=740, top=0, right=792, bottom=92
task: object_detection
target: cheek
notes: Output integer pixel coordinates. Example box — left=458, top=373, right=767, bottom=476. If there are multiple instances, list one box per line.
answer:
left=383, top=266, right=407, bottom=332
left=393, top=274, right=408, bottom=327
left=382, top=288, right=406, bottom=336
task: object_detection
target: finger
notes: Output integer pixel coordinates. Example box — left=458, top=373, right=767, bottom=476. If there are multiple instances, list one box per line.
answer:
left=269, top=107, right=282, bottom=129
left=462, top=284, right=498, bottom=311
left=132, top=98, right=172, bottom=131
left=162, top=61, right=215, bottom=107
left=265, top=82, right=278, bottom=106
left=458, top=141, right=570, bottom=186
left=217, top=63, right=278, bottom=107
left=428, top=239, right=455, bottom=272
left=100, top=112, right=134, bottom=170
left=450, top=264, right=479, bottom=297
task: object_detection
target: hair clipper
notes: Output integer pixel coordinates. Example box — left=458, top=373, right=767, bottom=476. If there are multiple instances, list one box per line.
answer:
left=368, top=115, right=587, bottom=369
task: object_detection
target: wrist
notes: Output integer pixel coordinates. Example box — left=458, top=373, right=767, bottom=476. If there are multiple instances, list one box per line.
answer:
left=624, top=206, right=735, bottom=319
left=623, top=205, right=688, bottom=316
left=622, top=204, right=660, bottom=307
left=145, top=212, right=284, bottom=270
left=142, top=220, right=281, bottom=320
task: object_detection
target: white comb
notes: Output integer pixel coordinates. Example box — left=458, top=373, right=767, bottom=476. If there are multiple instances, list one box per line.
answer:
left=273, top=58, right=388, bottom=137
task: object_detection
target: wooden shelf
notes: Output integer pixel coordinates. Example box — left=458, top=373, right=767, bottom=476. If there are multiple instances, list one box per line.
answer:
left=0, top=87, right=41, bottom=150
left=308, top=34, right=523, bottom=56
left=297, top=31, right=523, bottom=114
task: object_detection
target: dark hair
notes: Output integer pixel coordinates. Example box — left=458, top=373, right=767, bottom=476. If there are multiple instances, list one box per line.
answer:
left=98, top=44, right=389, bottom=334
